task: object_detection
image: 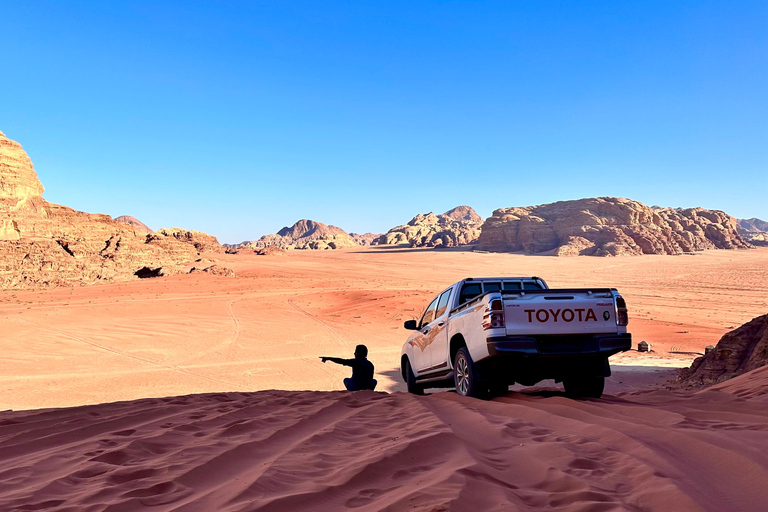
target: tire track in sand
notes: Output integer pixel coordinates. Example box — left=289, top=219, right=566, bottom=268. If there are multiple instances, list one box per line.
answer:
left=8, top=316, right=241, bottom=388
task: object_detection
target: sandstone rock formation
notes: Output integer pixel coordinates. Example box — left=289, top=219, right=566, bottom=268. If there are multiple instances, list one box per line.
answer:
left=114, top=215, right=153, bottom=234
left=238, top=219, right=361, bottom=250
left=0, top=130, right=231, bottom=288
left=477, top=197, right=752, bottom=256
left=738, top=218, right=768, bottom=233
left=376, top=206, right=483, bottom=248
left=678, top=314, right=768, bottom=386
left=155, top=228, right=225, bottom=253
left=737, top=218, right=768, bottom=247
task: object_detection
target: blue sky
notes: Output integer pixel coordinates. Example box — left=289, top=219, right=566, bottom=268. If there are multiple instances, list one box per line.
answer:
left=2, top=1, right=766, bottom=243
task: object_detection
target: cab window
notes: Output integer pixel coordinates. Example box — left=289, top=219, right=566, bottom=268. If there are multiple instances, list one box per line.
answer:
left=435, top=289, right=452, bottom=318
left=523, top=281, right=543, bottom=290
left=420, top=296, right=440, bottom=328
left=459, top=283, right=482, bottom=305
left=503, top=281, right=521, bottom=291
left=483, top=282, right=501, bottom=293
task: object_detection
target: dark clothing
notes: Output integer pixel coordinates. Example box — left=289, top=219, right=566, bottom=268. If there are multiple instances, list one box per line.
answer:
left=330, top=356, right=375, bottom=391
left=344, top=377, right=377, bottom=391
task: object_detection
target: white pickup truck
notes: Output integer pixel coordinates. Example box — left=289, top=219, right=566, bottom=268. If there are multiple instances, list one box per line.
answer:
left=400, top=277, right=631, bottom=398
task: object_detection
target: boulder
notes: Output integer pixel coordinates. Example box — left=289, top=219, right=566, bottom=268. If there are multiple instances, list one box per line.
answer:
left=155, top=227, right=225, bottom=253
left=114, top=215, right=153, bottom=234
left=477, top=197, right=753, bottom=256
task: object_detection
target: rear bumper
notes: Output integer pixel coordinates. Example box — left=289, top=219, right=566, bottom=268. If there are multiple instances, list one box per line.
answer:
left=486, top=333, right=632, bottom=358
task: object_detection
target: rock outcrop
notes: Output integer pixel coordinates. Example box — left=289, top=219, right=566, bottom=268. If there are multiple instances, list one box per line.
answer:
left=0, top=130, right=231, bottom=288
left=678, top=314, right=768, bottom=386
left=155, top=228, right=225, bottom=253
left=114, top=215, right=153, bottom=234
left=0, top=130, right=45, bottom=200
left=238, top=219, right=361, bottom=250
left=377, top=206, right=483, bottom=248
left=738, top=218, right=768, bottom=233
left=477, top=197, right=752, bottom=256
left=737, top=218, right=768, bottom=247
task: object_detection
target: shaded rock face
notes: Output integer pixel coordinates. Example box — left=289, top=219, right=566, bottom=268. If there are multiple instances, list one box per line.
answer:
left=114, top=215, right=153, bottom=234
left=0, top=130, right=229, bottom=288
left=239, top=219, right=361, bottom=250
left=678, top=314, right=768, bottom=386
left=477, top=197, right=753, bottom=256
left=377, top=206, right=483, bottom=248
left=155, top=228, right=224, bottom=253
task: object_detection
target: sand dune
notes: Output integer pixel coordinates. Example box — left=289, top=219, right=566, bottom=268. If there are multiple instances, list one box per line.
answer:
left=2, top=367, right=768, bottom=511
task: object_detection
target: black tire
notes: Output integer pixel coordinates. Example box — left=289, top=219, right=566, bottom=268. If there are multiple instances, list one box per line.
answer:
left=453, top=347, right=484, bottom=398
left=488, top=380, right=509, bottom=398
left=563, top=375, right=605, bottom=398
left=404, top=358, right=424, bottom=395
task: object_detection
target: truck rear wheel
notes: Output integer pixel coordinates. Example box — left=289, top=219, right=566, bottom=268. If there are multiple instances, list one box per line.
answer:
left=454, top=347, right=484, bottom=398
left=404, top=359, right=424, bottom=395
left=563, top=376, right=605, bottom=399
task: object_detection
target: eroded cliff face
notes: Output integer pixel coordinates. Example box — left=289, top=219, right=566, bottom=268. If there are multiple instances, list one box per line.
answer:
left=377, top=206, right=483, bottom=248
left=0, top=130, right=227, bottom=288
left=476, top=197, right=752, bottom=256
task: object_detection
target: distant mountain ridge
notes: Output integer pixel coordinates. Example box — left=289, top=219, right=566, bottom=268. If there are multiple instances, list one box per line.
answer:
left=236, top=219, right=377, bottom=251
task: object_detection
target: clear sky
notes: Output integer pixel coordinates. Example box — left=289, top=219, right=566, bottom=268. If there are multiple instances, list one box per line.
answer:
left=2, top=1, right=766, bottom=243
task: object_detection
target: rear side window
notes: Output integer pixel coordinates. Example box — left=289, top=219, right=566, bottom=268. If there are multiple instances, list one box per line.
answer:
left=503, top=281, right=521, bottom=291
left=523, top=281, right=543, bottom=290
left=420, top=296, right=440, bottom=327
left=459, top=283, right=482, bottom=304
left=483, top=282, right=501, bottom=293
left=435, top=289, right=452, bottom=318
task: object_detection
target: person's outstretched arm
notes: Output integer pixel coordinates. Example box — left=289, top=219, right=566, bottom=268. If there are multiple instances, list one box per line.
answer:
left=320, top=357, right=352, bottom=366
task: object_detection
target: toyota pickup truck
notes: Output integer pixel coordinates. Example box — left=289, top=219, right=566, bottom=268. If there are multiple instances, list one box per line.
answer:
left=401, top=277, right=631, bottom=398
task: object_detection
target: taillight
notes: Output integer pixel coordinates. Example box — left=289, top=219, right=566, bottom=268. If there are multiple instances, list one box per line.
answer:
left=616, top=296, right=629, bottom=326
left=483, top=299, right=505, bottom=330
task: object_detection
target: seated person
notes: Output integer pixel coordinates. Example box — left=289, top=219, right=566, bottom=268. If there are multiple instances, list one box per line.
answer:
left=320, top=344, right=377, bottom=391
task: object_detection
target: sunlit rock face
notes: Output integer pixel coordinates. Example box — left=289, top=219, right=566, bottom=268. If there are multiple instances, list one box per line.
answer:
left=477, top=197, right=752, bottom=256
left=377, top=206, right=483, bottom=248
left=0, top=130, right=45, bottom=200
left=0, top=130, right=230, bottom=288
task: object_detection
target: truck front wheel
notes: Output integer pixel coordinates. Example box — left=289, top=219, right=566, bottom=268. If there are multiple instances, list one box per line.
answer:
left=563, top=376, right=605, bottom=399
left=404, top=358, right=424, bottom=395
left=454, top=347, right=484, bottom=398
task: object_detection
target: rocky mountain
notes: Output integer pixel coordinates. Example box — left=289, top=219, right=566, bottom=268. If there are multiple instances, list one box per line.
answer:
left=238, top=219, right=369, bottom=250
left=376, top=206, right=483, bottom=248
left=0, top=130, right=229, bottom=288
left=738, top=218, right=768, bottom=233
left=678, top=314, right=768, bottom=386
left=114, top=215, right=153, bottom=234
left=737, top=218, right=768, bottom=247
left=476, top=197, right=752, bottom=256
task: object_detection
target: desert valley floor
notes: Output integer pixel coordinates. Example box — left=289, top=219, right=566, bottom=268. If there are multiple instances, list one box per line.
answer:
left=2, top=247, right=768, bottom=511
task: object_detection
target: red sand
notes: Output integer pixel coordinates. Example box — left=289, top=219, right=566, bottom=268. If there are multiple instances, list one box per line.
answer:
left=2, top=247, right=768, bottom=510
left=1, top=368, right=768, bottom=511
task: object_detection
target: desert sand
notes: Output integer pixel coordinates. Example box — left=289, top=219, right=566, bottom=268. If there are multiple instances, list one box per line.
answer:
left=2, top=247, right=768, bottom=510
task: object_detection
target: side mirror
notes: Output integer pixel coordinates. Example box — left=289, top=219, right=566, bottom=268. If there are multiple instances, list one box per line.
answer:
left=403, top=320, right=418, bottom=330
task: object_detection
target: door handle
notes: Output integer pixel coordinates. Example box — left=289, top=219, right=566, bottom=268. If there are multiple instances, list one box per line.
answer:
left=437, top=321, right=445, bottom=327
left=422, top=327, right=431, bottom=334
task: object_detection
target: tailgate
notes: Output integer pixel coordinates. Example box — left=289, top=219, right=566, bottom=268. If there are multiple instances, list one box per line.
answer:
left=503, top=289, right=618, bottom=336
